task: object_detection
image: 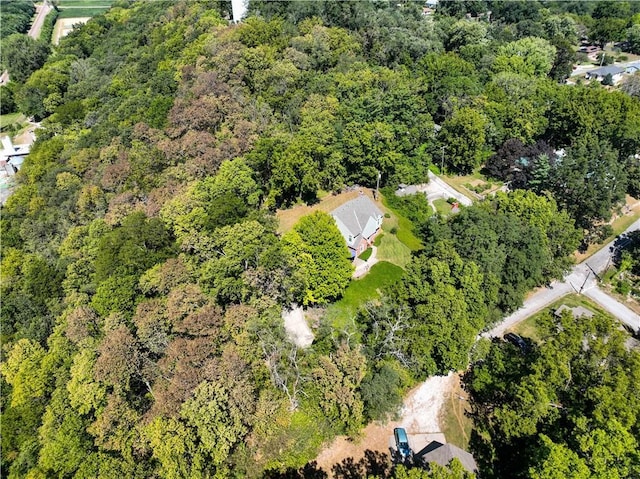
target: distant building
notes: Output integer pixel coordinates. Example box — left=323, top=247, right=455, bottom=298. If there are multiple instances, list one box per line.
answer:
left=331, top=195, right=383, bottom=258
left=0, top=136, right=30, bottom=174
left=625, top=62, right=640, bottom=75
left=585, top=65, right=625, bottom=84
left=415, top=441, right=478, bottom=475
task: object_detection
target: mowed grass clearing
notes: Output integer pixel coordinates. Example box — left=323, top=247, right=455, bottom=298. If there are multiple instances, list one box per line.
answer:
left=325, top=261, right=404, bottom=330
left=440, top=374, right=473, bottom=450
left=0, top=113, right=25, bottom=131
left=56, top=0, right=114, bottom=18
left=276, top=190, right=369, bottom=234
left=375, top=233, right=412, bottom=269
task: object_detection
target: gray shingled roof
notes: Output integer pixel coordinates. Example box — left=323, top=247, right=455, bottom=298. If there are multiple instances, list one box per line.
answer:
left=331, top=195, right=383, bottom=240
left=588, top=65, right=624, bottom=77
left=417, top=441, right=478, bottom=474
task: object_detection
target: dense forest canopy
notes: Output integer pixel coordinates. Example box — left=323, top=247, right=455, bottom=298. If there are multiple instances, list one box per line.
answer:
left=1, top=1, right=640, bottom=478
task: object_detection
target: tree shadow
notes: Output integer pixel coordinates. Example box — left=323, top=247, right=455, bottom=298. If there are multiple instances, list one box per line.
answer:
left=263, top=450, right=391, bottom=479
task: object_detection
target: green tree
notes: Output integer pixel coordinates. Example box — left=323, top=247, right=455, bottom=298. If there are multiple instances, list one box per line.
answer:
left=494, top=37, right=556, bottom=77
left=628, top=24, right=640, bottom=54
left=373, top=243, right=487, bottom=378
left=282, top=211, right=353, bottom=305
left=550, top=136, right=626, bottom=231
left=441, top=107, right=488, bottom=173
left=0, top=34, right=50, bottom=83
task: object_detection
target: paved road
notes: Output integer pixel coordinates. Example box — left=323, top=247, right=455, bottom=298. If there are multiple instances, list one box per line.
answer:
left=584, top=287, right=640, bottom=333
left=486, top=218, right=640, bottom=337
left=28, top=2, right=53, bottom=40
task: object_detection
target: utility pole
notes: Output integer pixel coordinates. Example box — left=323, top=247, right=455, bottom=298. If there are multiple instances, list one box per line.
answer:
left=375, top=170, right=381, bottom=200
left=441, top=146, right=445, bottom=174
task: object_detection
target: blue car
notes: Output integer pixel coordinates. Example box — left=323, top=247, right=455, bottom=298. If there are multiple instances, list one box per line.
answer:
left=394, top=427, right=411, bottom=460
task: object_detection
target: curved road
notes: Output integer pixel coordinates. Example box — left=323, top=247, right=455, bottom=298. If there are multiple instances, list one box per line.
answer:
left=486, top=218, right=640, bottom=337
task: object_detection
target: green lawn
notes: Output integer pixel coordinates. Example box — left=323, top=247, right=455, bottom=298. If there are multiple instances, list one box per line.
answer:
left=0, top=113, right=25, bottom=131
left=358, top=248, right=373, bottom=261
left=325, top=261, right=404, bottom=330
left=375, top=233, right=412, bottom=269
left=58, top=8, right=109, bottom=18
left=433, top=198, right=453, bottom=216
left=440, top=376, right=473, bottom=450
left=379, top=194, right=423, bottom=252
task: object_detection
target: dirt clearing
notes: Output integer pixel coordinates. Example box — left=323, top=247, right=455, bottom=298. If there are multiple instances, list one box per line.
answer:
left=315, top=373, right=456, bottom=474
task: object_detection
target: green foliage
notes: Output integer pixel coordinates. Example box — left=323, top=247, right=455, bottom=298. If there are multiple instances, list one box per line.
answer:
left=382, top=189, right=434, bottom=228
left=465, top=312, right=640, bottom=478
left=494, top=37, right=556, bottom=77
left=0, top=0, right=35, bottom=39
left=4, top=0, right=640, bottom=475
left=0, top=34, right=50, bottom=84
left=283, top=211, right=353, bottom=305
left=441, top=107, right=488, bottom=173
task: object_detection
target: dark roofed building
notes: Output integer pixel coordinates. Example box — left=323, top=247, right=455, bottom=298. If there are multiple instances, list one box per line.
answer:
left=585, top=65, right=625, bottom=83
left=416, top=441, right=478, bottom=475
left=331, top=195, right=383, bottom=258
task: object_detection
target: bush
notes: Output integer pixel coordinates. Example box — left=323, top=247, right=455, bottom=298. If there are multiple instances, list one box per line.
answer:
left=616, top=280, right=631, bottom=295
left=381, top=187, right=433, bottom=226
left=390, top=226, right=398, bottom=235
left=618, top=55, right=629, bottom=62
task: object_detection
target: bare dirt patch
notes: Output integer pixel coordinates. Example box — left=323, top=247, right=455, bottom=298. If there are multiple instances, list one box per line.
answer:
left=314, top=374, right=456, bottom=475
left=53, top=17, right=91, bottom=44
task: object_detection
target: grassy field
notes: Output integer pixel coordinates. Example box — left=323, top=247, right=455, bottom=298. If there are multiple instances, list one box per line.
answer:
left=379, top=194, right=423, bottom=252
left=0, top=113, right=25, bottom=131
left=375, top=233, right=412, bottom=269
left=433, top=198, right=453, bottom=216
left=440, top=375, right=473, bottom=450
left=325, top=261, right=404, bottom=330
left=56, top=0, right=114, bottom=19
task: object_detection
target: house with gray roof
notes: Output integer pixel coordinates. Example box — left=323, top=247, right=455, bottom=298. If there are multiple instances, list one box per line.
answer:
left=585, top=65, right=625, bottom=83
left=415, top=441, right=478, bottom=475
left=331, top=195, right=383, bottom=258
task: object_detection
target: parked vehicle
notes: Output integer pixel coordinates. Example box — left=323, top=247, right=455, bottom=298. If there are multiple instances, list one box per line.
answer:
left=394, top=427, right=411, bottom=460
left=504, top=332, right=527, bottom=352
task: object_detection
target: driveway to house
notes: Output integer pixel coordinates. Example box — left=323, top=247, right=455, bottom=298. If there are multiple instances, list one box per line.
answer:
left=426, top=171, right=473, bottom=206
left=396, top=173, right=473, bottom=208
left=352, top=245, right=378, bottom=279
left=486, top=218, right=640, bottom=337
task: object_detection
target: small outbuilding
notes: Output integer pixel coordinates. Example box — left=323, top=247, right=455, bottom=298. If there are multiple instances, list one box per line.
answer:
left=415, top=441, right=478, bottom=475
